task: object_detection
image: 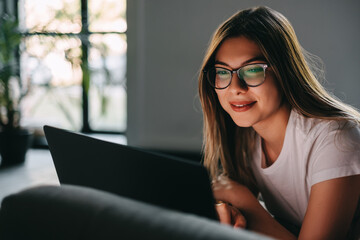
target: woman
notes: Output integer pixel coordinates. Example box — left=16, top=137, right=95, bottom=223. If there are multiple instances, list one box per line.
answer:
left=198, top=6, right=360, bottom=240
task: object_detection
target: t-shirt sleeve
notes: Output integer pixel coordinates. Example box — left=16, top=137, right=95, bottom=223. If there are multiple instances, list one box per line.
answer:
left=310, top=124, right=360, bottom=186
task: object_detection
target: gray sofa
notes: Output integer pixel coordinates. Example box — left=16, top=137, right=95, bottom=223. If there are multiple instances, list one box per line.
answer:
left=0, top=185, right=272, bottom=240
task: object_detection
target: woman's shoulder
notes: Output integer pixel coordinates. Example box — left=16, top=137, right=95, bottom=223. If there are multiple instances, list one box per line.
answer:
left=290, top=109, right=360, bottom=148
left=291, top=109, right=359, bottom=134
left=289, top=110, right=360, bottom=187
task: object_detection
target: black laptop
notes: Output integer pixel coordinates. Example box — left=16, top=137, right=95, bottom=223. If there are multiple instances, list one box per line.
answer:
left=43, top=125, right=217, bottom=220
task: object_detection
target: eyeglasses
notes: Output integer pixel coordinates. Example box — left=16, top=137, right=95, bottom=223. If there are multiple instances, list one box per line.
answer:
left=204, top=63, right=269, bottom=89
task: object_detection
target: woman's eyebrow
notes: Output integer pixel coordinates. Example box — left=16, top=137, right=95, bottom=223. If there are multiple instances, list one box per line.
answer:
left=242, top=56, right=267, bottom=65
left=215, top=56, right=267, bottom=67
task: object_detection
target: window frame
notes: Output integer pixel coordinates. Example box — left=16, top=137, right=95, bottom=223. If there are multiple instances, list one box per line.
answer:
left=12, top=0, right=127, bottom=135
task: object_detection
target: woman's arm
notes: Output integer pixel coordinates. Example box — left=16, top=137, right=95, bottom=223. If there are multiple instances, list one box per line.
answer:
left=298, top=175, right=360, bottom=240
left=213, top=175, right=360, bottom=240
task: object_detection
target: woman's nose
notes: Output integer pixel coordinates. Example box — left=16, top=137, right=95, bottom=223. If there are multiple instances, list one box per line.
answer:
left=228, top=73, right=248, bottom=94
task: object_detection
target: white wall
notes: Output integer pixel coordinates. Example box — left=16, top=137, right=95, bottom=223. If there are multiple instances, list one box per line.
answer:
left=127, top=0, right=360, bottom=152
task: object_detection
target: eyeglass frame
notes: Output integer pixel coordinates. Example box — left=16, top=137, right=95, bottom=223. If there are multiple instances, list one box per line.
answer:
left=203, top=63, right=269, bottom=89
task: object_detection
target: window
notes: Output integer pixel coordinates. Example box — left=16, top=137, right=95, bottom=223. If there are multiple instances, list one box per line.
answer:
left=19, top=0, right=127, bottom=133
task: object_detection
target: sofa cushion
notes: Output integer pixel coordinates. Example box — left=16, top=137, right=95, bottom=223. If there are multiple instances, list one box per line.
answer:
left=0, top=185, right=272, bottom=240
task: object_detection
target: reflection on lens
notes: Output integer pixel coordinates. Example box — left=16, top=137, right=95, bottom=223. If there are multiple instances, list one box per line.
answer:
left=215, top=67, right=231, bottom=88
left=240, top=64, right=265, bottom=86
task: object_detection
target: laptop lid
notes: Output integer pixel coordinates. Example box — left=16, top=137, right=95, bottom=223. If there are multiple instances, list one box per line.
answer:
left=43, top=125, right=217, bottom=220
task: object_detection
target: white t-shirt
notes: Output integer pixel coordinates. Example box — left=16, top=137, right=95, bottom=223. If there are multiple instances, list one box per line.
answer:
left=250, top=109, right=360, bottom=229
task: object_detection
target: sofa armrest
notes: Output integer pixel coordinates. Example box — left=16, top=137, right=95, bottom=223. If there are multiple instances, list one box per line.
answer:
left=0, top=185, right=272, bottom=240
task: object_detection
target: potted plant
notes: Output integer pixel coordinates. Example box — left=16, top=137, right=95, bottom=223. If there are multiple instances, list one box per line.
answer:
left=0, top=14, right=32, bottom=167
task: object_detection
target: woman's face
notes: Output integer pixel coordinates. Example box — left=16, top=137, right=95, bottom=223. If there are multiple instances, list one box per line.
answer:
left=214, top=36, right=286, bottom=129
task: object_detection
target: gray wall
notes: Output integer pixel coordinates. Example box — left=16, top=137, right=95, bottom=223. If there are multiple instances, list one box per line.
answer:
left=127, top=0, right=360, bottom=152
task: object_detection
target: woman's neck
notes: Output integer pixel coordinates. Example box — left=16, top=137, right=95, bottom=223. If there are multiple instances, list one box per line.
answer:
left=253, top=103, right=291, bottom=165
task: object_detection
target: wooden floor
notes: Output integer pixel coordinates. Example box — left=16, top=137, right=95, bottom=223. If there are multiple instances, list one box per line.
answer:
left=0, top=149, right=59, bottom=203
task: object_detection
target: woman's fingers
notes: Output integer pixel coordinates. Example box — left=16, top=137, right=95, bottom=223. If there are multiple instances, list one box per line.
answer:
left=215, top=201, right=247, bottom=229
left=230, top=205, right=247, bottom=228
left=216, top=201, right=232, bottom=225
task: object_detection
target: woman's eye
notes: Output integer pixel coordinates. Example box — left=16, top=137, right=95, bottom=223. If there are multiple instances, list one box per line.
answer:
left=216, top=70, right=230, bottom=81
left=216, top=70, right=228, bottom=75
left=246, top=67, right=262, bottom=73
left=243, top=66, right=264, bottom=78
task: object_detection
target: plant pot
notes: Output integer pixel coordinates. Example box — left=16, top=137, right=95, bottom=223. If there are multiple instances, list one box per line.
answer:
left=0, top=129, right=33, bottom=167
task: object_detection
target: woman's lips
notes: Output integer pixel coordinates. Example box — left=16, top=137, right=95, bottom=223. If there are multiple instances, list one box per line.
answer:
left=230, top=101, right=256, bottom=112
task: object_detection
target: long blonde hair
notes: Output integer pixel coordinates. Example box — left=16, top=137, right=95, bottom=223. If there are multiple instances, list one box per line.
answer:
left=198, top=6, right=360, bottom=192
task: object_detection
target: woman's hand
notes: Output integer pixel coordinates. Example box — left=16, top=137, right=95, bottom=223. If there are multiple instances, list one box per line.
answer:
left=212, top=175, right=256, bottom=229
left=212, top=175, right=258, bottom=210
left=215, top=200, right=247, bottom=228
